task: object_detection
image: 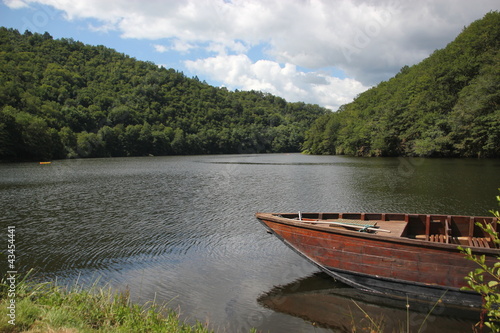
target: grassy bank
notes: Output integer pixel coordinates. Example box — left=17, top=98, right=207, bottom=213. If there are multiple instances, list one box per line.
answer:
left=0, top=273, right=216, bottom=333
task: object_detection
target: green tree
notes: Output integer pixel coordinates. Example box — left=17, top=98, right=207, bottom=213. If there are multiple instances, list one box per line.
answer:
left=98, top=125, right=125, bottom=157
left=76, top=131, right=104, bottom=158
left=171, top=128, right=186, bottom=154
left=59, top=126, right=77, bottom=158
left=0, top=107, right=22, bottom=159
left=14, top=112, right=54, bottom=160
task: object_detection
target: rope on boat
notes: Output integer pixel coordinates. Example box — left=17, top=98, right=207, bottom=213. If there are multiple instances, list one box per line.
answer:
left=335, top=221, right=379, bottom=232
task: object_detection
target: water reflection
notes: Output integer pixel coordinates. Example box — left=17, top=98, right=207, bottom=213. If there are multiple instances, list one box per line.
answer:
left=258, top=272, right=479, bottom=333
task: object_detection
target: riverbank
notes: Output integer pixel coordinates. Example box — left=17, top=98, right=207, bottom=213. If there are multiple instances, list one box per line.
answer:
left=0, top=274, right=224, bottom=333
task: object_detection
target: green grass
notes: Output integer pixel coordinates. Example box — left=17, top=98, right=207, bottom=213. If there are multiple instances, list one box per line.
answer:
left=0, top=272, right=217, bottom=333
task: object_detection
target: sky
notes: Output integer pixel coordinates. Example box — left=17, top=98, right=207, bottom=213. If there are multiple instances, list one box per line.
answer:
left=1, top=0, right=499, bottom=111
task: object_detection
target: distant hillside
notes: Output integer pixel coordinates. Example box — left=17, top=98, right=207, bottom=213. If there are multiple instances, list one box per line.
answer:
left=0, top=28, right=329, bottom=161
left=303, top=11, right=500, bottom=158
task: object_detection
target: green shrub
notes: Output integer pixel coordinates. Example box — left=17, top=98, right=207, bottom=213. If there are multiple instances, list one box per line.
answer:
left=459, top=189, right=500, bottom=331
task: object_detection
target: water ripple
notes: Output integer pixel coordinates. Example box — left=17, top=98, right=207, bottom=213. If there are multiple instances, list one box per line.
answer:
left=1, top=155, right=498, bottom=333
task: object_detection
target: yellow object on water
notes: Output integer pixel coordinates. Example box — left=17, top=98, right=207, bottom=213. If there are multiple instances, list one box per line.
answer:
left=39, top=162, right=52, bottom=165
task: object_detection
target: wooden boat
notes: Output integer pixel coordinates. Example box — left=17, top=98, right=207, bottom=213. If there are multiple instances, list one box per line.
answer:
left=255, top=212, right=499, bottom=307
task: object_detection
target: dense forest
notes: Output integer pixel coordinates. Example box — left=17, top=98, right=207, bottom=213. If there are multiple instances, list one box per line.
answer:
left=0, top=28, right=329, bottom=161
left=2, top=11, right=499, bottom=161
left=303, top=11, right=500, bottom=158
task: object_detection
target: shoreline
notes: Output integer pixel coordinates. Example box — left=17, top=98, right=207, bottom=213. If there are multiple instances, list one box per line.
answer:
left=0, top=273, right=226, bottom=333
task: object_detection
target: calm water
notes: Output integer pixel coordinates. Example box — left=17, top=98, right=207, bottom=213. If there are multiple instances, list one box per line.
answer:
left=1, top=154, right=499, bottom=332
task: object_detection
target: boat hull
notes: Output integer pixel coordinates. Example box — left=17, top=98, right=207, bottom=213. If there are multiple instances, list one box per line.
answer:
left=256, top=213, right=498, bottom=307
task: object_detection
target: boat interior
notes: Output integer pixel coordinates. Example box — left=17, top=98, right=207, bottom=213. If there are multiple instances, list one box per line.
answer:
left=278, top=212, right=499, bottom=249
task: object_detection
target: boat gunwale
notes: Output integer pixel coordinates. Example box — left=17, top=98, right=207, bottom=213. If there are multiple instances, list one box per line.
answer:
left=256, top=212, right=500, bottom=255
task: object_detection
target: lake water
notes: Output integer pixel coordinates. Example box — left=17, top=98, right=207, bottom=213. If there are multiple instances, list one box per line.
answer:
left=1, top=154, right=499, bottom=332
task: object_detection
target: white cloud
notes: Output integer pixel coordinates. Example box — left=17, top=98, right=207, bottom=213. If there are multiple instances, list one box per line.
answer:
left=152, top=44, right=168, bottom=53
left=5, top=0, right=500, bottom=109
left=3, top=0, right=29, bottom=9
left=171, top=39, right=195, bottom=53
left=185, top=55, right=368, bottom=110
left=153, top=40, right=195, bottom=54
left=88, top=21, right=117, bottom=34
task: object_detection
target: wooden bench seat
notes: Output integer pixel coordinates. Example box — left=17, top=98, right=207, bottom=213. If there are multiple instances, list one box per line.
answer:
left=414, top=234, right=493, bottom=248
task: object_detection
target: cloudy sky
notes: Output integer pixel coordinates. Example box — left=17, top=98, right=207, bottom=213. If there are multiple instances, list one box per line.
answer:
left=1, top=0, right=499, bottom=110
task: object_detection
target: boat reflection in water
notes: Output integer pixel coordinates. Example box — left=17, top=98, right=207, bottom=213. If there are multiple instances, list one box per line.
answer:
left=258, top=272, right=479, bottom=332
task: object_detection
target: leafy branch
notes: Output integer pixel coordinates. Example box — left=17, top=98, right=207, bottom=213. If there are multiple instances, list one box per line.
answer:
left=459, top=189, right=500, bottom=332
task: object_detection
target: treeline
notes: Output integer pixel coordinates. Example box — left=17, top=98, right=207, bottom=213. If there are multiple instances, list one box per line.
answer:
left=303, top=11, right=500, bottom=158
left=0, top=28, right=328, bottom=161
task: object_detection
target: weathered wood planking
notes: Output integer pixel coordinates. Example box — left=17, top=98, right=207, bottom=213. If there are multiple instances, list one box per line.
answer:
left=256, top=212, right=499, bottom=307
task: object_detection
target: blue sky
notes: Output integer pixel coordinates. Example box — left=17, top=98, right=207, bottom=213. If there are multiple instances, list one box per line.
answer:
left=2, top=0, right=499, bottom=111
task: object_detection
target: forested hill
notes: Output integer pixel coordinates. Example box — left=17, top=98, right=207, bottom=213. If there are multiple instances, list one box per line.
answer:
left=303, top=11, right=500, bottom=158
left=0, top=28, right=329, bottom=161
